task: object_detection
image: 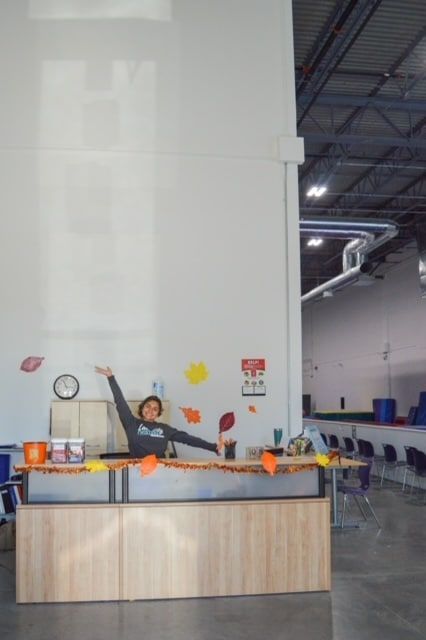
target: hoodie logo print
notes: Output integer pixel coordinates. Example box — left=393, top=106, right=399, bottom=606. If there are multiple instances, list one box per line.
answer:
left=137, top=425, right=164, bottom=438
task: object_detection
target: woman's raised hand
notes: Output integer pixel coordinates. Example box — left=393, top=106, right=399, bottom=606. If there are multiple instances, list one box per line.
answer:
left=95, top=365, right=113, bottom=377
left=216, top=433, right=224, bottom=454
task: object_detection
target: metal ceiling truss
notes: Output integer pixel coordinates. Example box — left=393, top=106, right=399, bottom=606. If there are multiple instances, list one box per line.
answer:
left=300, top=111, right=425, bottom=199
left=326, top=115, right=426, bottom=212
left=296, top=0, right=383, bottom=126
left=301, top=147, right=421, bottom=188
left=299, top=24, right=426, bottom=198
left=300, top=170, right=426, bottom=224
left=377, top=173, right=426, bottom=223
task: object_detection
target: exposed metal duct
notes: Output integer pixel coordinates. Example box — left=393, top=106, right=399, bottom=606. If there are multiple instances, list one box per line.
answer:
left=415, top=223, right=426, bottom=298
left=301, top=217, right=399, bottom=306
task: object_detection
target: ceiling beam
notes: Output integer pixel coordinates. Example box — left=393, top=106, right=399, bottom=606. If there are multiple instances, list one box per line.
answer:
left=299, top=205, right=426, bottom=217
left=296, top=66, right=424, bottom=81
left=297, top=0, right=383, bottom=125
left=303, top=132, right=426, bottom=149
left=296, top=0, right=360, bottom=96
left=298, top=94, right=426, bottom=112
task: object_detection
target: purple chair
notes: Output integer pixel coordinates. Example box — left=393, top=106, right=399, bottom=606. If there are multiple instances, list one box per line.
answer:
left=361, top=439, right=383, bottom=479
left=337, top=458, right=381, bottom=528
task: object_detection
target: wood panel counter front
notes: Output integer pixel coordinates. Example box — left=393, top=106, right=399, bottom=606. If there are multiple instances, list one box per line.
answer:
left=17, top=498, right=330, bottom=603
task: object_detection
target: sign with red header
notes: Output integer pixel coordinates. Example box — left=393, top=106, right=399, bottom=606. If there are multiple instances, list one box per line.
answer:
left=241, top=359, right=266, bottom=396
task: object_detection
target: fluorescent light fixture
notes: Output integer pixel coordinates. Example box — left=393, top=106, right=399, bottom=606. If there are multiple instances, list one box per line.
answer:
left=307, top=185, right=327, bottom=198
left=307, top=238, right=323, bottom=247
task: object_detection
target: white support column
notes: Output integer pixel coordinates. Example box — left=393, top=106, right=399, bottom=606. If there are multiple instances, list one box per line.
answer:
left=284, top=161, right=304, bottom=437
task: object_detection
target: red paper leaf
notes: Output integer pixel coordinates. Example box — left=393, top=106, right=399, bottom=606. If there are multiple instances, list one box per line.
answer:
left=219, top=412, right=235, bottom=433
left=20, top=356, right=45, bottom=373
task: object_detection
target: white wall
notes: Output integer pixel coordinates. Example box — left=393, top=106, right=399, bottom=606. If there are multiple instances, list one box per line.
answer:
left=0, top=1, right=303, bottom=452
left=302, top=256, right=426, bottom=416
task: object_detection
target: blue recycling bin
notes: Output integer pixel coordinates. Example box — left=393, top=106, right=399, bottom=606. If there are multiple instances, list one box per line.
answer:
left=407, top=406, right=418, bottom=426
left=372, top=398, right=396, bottom=424
left=415, top=392, right=426, bottom=426
left=0, top=454, right=10, bottom=483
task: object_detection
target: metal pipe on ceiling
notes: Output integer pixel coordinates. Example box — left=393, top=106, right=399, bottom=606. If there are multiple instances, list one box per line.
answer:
left=300, top=217, right=399, bottom=306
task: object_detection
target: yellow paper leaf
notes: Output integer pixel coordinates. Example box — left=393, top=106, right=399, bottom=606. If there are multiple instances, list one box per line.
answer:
left=316, top=453, right=330, bottom=467
left=184, top=361, right=209, bottom=385
left=85, top=460, right=108, bottom=473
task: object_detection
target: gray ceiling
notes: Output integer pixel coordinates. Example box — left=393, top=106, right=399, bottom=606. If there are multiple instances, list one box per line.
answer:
left=293, top=0, right=426, bottom=295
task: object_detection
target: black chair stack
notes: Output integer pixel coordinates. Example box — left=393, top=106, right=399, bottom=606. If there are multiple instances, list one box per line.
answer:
left=328, top=434, right=339, bottom=450
left=402, top=446, right=416, bottom=493
left=380, top=443, right=404, bottom=487
left=343, top=436, right=356, bottom=459
left=411, top=448, right=426, bottom=503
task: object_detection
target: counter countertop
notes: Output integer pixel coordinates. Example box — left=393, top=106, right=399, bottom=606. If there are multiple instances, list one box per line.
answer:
left=14, top=454, right=362, bottom=473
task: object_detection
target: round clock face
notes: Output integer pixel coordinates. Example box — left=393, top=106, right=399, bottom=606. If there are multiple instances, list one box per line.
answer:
left=53, top=374, right=79, bottom=400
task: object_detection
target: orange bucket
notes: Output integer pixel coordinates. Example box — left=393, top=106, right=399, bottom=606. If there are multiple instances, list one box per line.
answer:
left=23, top=441, right=48, bottom=464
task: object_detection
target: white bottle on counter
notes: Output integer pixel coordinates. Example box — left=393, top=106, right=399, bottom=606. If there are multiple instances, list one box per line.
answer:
left=152, top=377, right=165, bottom=400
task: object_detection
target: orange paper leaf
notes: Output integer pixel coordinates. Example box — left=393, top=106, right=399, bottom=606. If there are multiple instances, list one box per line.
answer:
left=248, top=405, right=257, bottom=413
left=179, top=407, right=202, bottom=424
left=140, top=454, right=158, bottom=476
left=261, top=451, right=277, bottom=476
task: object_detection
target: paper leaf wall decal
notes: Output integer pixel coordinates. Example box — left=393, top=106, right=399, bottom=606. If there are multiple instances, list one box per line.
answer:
left=219, top=412, right=235, bottom=433
left=184, top=362, right=209, bottom=385
left=20, top=356, right=45, bottom=373
left=179, top=407, right=202, bottom=424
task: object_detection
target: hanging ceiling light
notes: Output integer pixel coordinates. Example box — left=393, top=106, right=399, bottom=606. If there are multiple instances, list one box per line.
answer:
left=307, top=238, right=323, bottom=247
left=307, top=185, right=327, bottom=198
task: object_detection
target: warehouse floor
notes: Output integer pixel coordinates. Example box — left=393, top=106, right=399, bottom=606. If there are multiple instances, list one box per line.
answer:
left=1, top=485, right=426, bottom=640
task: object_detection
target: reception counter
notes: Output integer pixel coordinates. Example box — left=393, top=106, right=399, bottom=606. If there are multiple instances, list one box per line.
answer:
left=15, top=457, right=331, bottom=603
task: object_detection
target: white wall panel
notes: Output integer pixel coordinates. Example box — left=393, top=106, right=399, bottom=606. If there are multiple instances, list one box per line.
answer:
left=0, top=1, right=302, bottom=449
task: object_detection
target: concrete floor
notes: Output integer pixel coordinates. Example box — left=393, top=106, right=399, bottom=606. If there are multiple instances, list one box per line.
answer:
left=1, top=485, right=426, bottom=640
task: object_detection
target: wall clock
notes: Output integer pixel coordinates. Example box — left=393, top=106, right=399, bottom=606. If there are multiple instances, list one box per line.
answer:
left=53, top=374, right=80, bottom=400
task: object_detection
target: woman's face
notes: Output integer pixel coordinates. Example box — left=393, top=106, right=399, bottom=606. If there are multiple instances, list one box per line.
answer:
left=142, top=399, right=161, bottom=421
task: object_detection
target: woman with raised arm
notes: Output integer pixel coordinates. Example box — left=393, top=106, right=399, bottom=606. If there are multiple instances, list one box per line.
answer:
left=95, top=366, right=223, bottom=458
